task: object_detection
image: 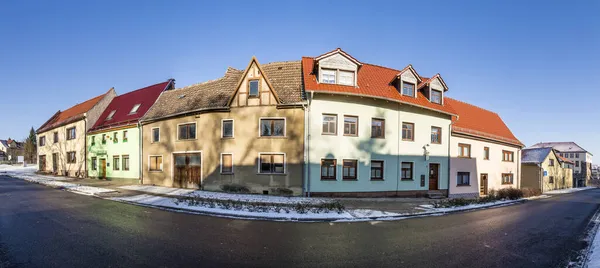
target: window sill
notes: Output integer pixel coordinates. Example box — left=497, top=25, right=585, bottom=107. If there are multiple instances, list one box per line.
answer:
left=258, top=136, right=287, bottom=139
left=501, top=183, right=513, bottom=185
left=149, top=170, right=163, bottom=173
left=321, top=178, right=337, bottom=181
left=370, top=178, right=384, bottom=181
left=220, top=172, right=234, bottom=175
left=401, top=139, right=414, bottom=142
left=177, top=139, right=198, bottom=142
left=371, top=137, right=385, bottom=139
left=456, top=184, right=471, bottom=187
left=342, top=178, right=357, bottom=181
left=431, top=142, right=442, bottom=145
left=322, top=133, right=337, bottom=136
left=257, top=173, right=287, bottom=176
left=221, top=137, right=234, bottom=139
left=343, top=134, right=358, bottom=137
left=457, top=156, right=471, bottom=159
left=401, top=179, right=414, bottom=181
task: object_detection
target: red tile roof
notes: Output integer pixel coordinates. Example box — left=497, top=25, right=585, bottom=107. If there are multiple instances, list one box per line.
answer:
left=89, top=80, right=173, bottom=132
left=445, top=98, right=523, bottom=147
left=37, top=89, right=112, bottom=133
left=301, top=57, right=456, bottom=116
left=558, top=154, right=573, bottom=164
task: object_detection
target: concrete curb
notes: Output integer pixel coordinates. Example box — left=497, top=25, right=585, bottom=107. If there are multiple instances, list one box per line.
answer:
left=583, top=207, right=600, bottom=267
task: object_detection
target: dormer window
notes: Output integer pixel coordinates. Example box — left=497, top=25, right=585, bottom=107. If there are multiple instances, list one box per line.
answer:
left=431, top=90, right=442, bottom=104
left=402, top=82, right=415, bottom=97
left=338, top=70, right=354, bottom=86
left=321, top=69, right=336, bottom=84
left=249, top=79, right=259, bottom=97
left=129, top=104, right=141, bottom=114
left=106, top=110, right=116, bottom=120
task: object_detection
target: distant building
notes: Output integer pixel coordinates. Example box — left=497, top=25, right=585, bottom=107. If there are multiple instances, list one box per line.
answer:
left=0, top=139, right=24, bottom=163
left=592, top=165, right=600, bottom=180
left=521, top=147, right=573, bottom=193
left=528, top=142, right=592, bottom=187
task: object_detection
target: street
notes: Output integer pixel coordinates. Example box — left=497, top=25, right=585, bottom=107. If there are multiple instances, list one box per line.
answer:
left=0, top=175, right=598, bottom=268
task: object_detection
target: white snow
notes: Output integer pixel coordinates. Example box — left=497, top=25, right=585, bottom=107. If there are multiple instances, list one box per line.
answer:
left=3, top=169, right=116, bottom=196
left=119, top=185, right=332, bottom=205
left=586, top=211, right=600, bottom=268
left=417, top=195, right=550, bottom=213
left=545, top=186, right=595, bottom=194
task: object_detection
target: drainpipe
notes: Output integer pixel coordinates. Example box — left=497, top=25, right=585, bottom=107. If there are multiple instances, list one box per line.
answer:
left=305, top=91, right=314, bottom=197
left=84, top=116, right=87, bottom=178
left=517, top=148, right=521, bottom=189
left=139, top=122, right=143, bottom=185
left=447, top=117, right=456, bottom=197
left=396, top=102, right=401, bottom=196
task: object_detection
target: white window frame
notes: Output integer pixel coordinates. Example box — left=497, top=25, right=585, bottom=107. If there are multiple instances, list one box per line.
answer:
left=322, top=114, right=337, bottom=135
left=220, top=153, right=234, bottom=174
left=176, top=122, right=197, bottom=141
left=401, top=81, right=416, bottom=97
left=257, top=152, right=286, bottom=174
left=321, top=68, right=336, bottom=84
left=151, top=127, right=160, bottom=143
left=129, top=104, right=141, bottom=114
left=338, top=70, right=355, bottom=86
left=258, top=117, right=286, bottom=137
left=106, top=110, right=117, bottom=120
left=221, top=119, right=234, bottom=138
left=148, top=155, right=163, bottom=172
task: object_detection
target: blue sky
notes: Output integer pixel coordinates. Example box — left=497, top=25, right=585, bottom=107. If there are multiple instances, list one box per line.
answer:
left=1, top=1, right=598, bottom=154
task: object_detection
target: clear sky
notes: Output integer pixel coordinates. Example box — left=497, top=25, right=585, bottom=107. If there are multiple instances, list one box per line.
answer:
left=1, top=1, right=598, bottom=154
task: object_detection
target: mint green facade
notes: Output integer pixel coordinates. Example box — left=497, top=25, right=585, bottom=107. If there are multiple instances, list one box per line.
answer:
left=87, top=126, right=140, bottom=179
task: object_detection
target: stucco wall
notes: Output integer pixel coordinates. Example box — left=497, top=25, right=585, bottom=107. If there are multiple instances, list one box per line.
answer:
left=141, top=106, right=304, bottom=195
left=37, top=120, right=87, bottom=177
left=306, top=94, right=452, bottom=195
left=86, top=89, right=116, bottom=131
left=87, top=126, right=140, bottom=179
left=449, top=135, right=521, bottom=197
left=521, top=153, right=573, bottom=192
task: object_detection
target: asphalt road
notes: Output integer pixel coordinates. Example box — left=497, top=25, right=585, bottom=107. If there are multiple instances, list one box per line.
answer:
left=0, top=176, right=598, bottom=268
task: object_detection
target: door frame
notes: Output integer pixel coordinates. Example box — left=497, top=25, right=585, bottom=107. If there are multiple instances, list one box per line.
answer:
left=99, top=158, right=107, bottom=179
left=52, top=153, right=58, bottom=173
left=171, top=151, right=203, bottom=188
left=480, top=173, right=489, bottom=196
left=428, top=163, right=440, bottom=190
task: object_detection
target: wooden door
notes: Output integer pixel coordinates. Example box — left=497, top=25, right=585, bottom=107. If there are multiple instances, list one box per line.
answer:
left=52, top=153, right=58, bottom=173
left=429, top=164, right=439, bottom=190
left=99, top=159, right=106, bottom=179
left=174, top=153, right=202, bottom=188
left=480, top=174, right=488, bottom=195
left=39, top=155, right=46, bottom=171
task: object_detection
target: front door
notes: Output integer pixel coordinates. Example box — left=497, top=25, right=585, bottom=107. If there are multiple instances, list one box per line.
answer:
left=39, top=155, right=46, bottom=171
left=99, top=159, right=106, bottom=179
left=429, top=163, right=439, bottom=190
left=52, top=153, right=58, bottom=173
left=174, top=153, right=202, bottom=188
left=480, top=174, right=488, bottom=196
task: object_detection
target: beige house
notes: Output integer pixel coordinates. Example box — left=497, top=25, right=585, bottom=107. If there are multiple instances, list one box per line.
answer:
left=140, top=57, right=305, bottom=195
left=37, top=89, right=116, bottom=177
left=521, top=147, right=573, bottom=193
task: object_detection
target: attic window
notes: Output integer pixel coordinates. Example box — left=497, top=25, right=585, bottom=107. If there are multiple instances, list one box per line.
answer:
left=129, top=104, right=141, bottom=114
left=431, top=90, right=442, bottom=104
left=321, top=69, right=336, bottom=84
left=106, top=110, right=116, bottom=120
left=338, top=70, right=354, bottom=86
left=249, top=80, right=259, bottom=97
left=402, top=82, right=415, bottom=97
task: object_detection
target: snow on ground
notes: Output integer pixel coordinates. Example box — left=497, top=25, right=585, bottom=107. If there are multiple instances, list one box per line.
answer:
left=545, top=186, right=596, bottom=194
left=0, top=164, right=37, bottom=173
left=586, top=211, right=600, bottom=268
left=119, top=185, right=332, bottom=205
left=4, top=171, right=116, bottom=196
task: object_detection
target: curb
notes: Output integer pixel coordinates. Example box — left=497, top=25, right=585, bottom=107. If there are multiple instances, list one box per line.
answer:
left=583, top=207, right=600, bottom=267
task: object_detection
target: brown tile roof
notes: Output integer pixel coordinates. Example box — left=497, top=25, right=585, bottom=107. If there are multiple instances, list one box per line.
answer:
left=558, top=154, right=573, bottom=164
left=301, top=57, right=456, bottom=116
left=37, top=89, right=111, bottom=133
left=445, top=98, right=523, bottom=147
left=143, top=61, right=304, bottom=121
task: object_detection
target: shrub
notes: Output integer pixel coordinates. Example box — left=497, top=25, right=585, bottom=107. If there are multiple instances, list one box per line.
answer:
left=497, top=187, right=523, bottom=200
left=521, top=188, right=542, bottom=198
left=272, top=187, right=294, bottom=196
left=220, top=184, right=250, bottom=193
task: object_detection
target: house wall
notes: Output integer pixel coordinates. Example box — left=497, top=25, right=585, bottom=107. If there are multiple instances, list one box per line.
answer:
left=539, top=152, right=572, bottom=192
left=86, top=89, right=117, bottom=131
left=37, top=120, right=87, bottom=177
left=141, top=106, right=305, bottom=195
left=449, top=135, right=521, bottom=198
left=521, top=164, right=541, bottom=191
left=87, top=126, right=140, bottom=180
left=306, top=94, right=452, bottom=197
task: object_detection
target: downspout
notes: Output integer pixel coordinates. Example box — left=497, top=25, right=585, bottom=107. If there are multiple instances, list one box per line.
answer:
left=447, top=116, right=457, bottom=197
left=139, top=122, right=143, bottom=185
left=396, top=102, right=401, bottom=196
left=305, top=91, right=314, bottom=197
left=517, top=148, right=521, bottom=189
left=84, top=116, right=87, bottom=178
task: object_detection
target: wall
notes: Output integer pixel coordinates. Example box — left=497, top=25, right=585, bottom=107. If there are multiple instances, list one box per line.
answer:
left=37, top=120, right=87, bottom=177
left=539, top=152, right=572, bottom=191
left=141, top=105, right=305, bottom=195
left=86, top=89, right=116, bottom=131
left=521, top=164, right=541, bottom=191
left=306, top=94, right=452, bottom=196
left=449, top=135, right=521, bottom=198
left=87, top=126, right=140, bottom=179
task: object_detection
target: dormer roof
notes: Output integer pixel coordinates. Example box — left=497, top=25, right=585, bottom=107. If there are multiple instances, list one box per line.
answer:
left=418, top=73, right=449, bottom=91
left=314, top=48, right=362, bottom=68
left=390, top=64, right=423, bottom=85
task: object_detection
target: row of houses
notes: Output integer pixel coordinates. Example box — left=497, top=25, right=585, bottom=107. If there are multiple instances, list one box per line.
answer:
left=36, top=48, right=592, bottom=197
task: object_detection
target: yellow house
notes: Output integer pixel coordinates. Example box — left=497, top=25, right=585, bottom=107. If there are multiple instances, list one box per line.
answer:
left=521, top=147, right=573, bottom=192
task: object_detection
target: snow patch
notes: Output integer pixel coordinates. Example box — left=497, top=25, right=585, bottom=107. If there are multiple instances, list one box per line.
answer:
left=545, top=187, right=595, bottom=195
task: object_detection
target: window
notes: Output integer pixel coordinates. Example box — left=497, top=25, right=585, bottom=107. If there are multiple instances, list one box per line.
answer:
left=431, top=90, right=442, bottom=104
left=152, top=128, right=160, bottom=143
left=113, top=132, right=118, bottom=143
left=123, top=131, right=128, bottom=142
left=322, top=114, right=337, bottom=135
left=249, top=79, right=259, bottom=97
left=342, top=160, right=358, bottom=180
left=66, top=127, right=76, bottom=140
left=502, top=173, right=514, bottom=184
left=338, top=70, right=354, bottom=86
left=260, top=119, right=285, bottom=137
left=402, top=82, right=415, bottom=97
left=549, top=176, right=554, bottom=183
left=221, top=153, right=233, bottom=174
left=343, top=116, right=358, bottom=136
left=122, top=155, right=130, bottom=171
left=502, top=151, right=514, bottom=162
left=370, top=160, right=384, bottom=180
left=576, top=161, right=580, bottom=167
left=431, top=126, right=441, bottom=144
left=53, top=132, right=58, bottom=143
left=560, top=153, right=563, bottom=157
left=401, top=162, right=413, bottom=180
left=484, top=147, right=490, bottom=160
left=113, top=156, right=120, bottom=170
left=457, top=172, right=470, bottom=186
left=130, top=104, right=141, bottom=114
left=91, top=157, right=97, bottom=171
left=106, top=110, right=116, bottom=120
left=178, top=123, right=196, bottom=140
left=39, top=136, right=45, bottom=146
left=371, top=118, right=385, bottom=138
left=321, top=69, right=336, bottom=84
left=222, top=120, right=234, bottom=138
left=149, top=156, right=163, bottom=171
left=402, top=122, right=414, bottom=141
left=570, top=153, right=574, bottom=158
left=576, top=153, right=580, bottom=158
left=259, top=153, right=285, bottom=174
left=321, top=159, right=336, bottom=180
left=549, top=159, right=554, bottom=166
left=459, top=143, right=471, bottom=158
left=91, top=136, right=96, bottom=146
left=102, top=134, right=106, bottom=144
left=67, top=151, right=76, bottom=164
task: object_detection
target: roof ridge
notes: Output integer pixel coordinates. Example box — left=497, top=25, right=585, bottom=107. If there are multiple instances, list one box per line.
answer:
left=446, top=97, right=500, bottom=116
left=174, top=75, right=233, bottom=91
left=302, top=56, right=401, bottom=73
left=262, top=60, right=302, bottom=65
left=113, top=80, right=170, bottom=98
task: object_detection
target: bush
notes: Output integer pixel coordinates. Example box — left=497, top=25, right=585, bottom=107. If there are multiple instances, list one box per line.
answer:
left=497, top=187, right=523, bottom=200
left=220, top=184, right=250, bottom=193
left=272, top=187, right=294, bottom=196
left=521, top=188, right=542, bottom=198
